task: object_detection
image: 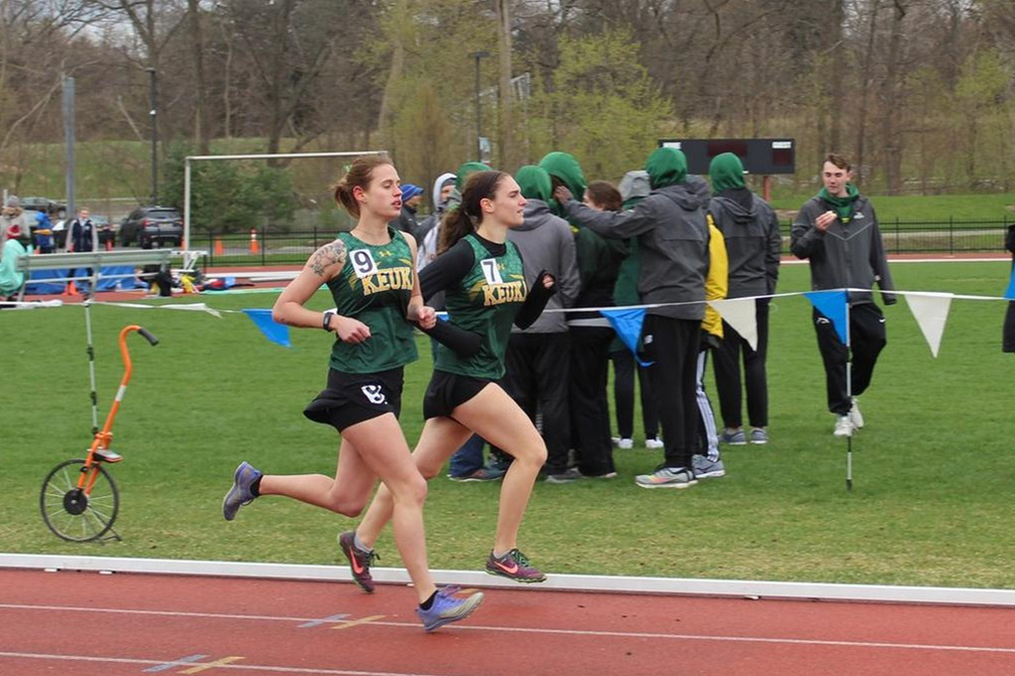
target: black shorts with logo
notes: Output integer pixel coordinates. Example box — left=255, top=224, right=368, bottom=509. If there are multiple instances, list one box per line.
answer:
left=422, top=370, right=493, bottom=420
left=304, top=367, right=404, bottom=431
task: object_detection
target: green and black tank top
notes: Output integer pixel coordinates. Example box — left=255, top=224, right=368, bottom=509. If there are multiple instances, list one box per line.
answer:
left=326, top=227, right=418, bottom=373
left=434, top=233, right=527, bottom=379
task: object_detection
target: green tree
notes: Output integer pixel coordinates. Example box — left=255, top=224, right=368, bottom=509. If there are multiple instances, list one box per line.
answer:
left=527, top=28, right=670, bottom=181
left=163, top=143, right=296, bottom=234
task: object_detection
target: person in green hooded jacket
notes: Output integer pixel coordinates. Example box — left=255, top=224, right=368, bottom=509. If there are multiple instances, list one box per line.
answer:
left=540, top=151, right=627, bottom=481
left=554, top=147, right=710, bottom=490
left=791, top=152, right=895, bottom=438
left=707, top=152, right=782, bottom=447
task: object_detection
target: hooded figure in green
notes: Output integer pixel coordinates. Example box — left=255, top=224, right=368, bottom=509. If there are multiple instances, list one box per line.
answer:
left=539, top=151, right=626, bottom=309
left=443, top=161, right=492, bottom=215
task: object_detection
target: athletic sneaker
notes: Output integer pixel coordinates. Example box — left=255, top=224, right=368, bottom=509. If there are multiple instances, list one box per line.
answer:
left=222, top=461, right=262, bottom=521
left=833, top=415, right=854, bottom=437
left=645, top=437, right=664, bottom=450
left=611, top=437, right=634, bottom=450
left=544, top=467, right=582, bottom=484
left=416, top=586, right=484, bottom=632
left=749, top=428, right=769, bottom=445
left=485, top=548, right=547, bottom=583
left=720, top=429, right=747, bottom=445
left=692, top=454, right=726, bottom=479
left=634, top=466, right=698, bottom=489
left=849, top=397, right=865, bottom=429
left=579, top=469, right=618, bottom=480
left=448, top=466, right=506, bottom=482
left=338, top=531, right=378, bottom=593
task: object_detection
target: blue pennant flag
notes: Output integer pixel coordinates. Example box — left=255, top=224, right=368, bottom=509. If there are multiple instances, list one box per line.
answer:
left=1005, top=266, right=1015, bottom=300
left=805, top=290, right=849, bottom=345
left=599, top=308, right=653, bottom=367
left=243, top=309, right=291, bottom=348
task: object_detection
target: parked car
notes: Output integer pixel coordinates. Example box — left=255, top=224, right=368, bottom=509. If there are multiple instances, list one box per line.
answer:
left=92, top=215, right=115, bottom=247
left=118, top=206, right=183, bottom=248
left=20, top=196, right=67, bottom=220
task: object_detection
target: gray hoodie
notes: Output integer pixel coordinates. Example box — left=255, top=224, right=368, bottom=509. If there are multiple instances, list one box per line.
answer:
left=791, top=194, right=895, bottom=305
left=507, top=198, right=580, bottom=333
left=563, top=181, right=710, bottom=320
left=708, top=192, right=781, bottom=298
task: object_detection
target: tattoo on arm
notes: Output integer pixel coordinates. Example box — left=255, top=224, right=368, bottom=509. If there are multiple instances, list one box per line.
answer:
left=309, top=239, right=348, bottom=277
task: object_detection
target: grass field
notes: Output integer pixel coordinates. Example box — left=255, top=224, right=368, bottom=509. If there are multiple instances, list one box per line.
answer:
left=3, top=261, right=1015, bottom=589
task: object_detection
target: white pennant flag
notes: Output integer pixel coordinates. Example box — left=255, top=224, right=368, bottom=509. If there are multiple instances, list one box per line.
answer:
left=707, top=298, right=758, bottom=350
left=904, top=292, right=953, bottom=358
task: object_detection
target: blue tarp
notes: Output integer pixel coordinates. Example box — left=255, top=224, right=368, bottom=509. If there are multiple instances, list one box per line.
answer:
left=24, top=265, right=146, bottom=295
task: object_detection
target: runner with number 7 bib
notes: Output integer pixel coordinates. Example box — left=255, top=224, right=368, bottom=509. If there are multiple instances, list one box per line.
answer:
left=339, top=170, right=558, bottom=589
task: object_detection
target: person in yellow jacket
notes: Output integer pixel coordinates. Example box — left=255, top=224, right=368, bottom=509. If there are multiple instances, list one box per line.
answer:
left=693, top=202, right=729, bottom=479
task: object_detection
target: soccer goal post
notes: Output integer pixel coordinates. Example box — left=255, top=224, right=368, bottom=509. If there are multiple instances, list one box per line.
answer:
left=182, top=150, right=387, bottom=250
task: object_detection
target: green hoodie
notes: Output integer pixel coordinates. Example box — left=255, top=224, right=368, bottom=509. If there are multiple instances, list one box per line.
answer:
left=515, top=165, right=552, bottom=202
left=818, top=183, right=860, bottom=223
left=455, top=162, right=492, bottom=190
left=709, top=152, right=746, bottom=193
left=539, top=151, right=587, bottom=213
left=539, top=151, right=626, bottom=300
left=645, top=147, right=687, bottom=189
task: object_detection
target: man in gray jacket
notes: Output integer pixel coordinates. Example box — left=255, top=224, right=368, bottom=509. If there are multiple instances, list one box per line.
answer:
left=498, top=165, right=580, bottom=480
left=707, top=152, right=782, bottom=446
left=791, top=153, right=896, bottom=437
left=555, top=147, right=710, bottom=489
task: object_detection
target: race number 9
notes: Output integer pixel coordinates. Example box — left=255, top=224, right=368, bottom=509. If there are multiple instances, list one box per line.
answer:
left=350, top=249, right=378, bottom=278
left=480, top=258, right=503, bottom=285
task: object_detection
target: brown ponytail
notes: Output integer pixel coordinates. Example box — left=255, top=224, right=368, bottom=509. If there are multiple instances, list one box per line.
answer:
left=333, top=154, right=393, bottom=218
left=438, top=170, right=507, bottom=254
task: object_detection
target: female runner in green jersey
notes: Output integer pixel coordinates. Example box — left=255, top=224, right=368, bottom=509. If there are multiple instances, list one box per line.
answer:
left=340, top=170, right=557, bottom=587
left=221, top=155, right=482, bottom=632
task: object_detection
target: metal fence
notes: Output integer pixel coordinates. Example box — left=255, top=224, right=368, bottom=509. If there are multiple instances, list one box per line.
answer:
left=186, top=218, right=1014, bottom=268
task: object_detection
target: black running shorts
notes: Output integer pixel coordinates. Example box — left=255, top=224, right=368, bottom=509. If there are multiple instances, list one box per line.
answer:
left=304, top=367, right=404, bottom=431
left=422, top=370, right=492, bottom=420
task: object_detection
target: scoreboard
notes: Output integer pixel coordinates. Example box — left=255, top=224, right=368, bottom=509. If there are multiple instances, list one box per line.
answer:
left=657, top=138, right=796, bottom=175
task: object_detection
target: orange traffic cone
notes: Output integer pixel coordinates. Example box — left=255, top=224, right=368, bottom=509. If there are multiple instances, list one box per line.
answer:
left=214, top=238, right=224, bottom=256
left=249, top=229, right=259, bottom=254
left=65, top=281, right=77, bottom=296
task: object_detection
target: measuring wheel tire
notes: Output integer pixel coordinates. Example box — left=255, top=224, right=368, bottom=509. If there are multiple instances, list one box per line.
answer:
left=40, top=459, right=120, bottom=542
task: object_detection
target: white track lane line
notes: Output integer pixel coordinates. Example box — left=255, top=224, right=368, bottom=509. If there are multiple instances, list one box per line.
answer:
left=3, top=603, right=1015, bottom=654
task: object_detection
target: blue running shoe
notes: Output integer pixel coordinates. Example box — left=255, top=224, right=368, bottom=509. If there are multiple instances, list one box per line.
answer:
left=222, top=461, right=262, bottom=521
left=416, top=586, right=484, bottom=632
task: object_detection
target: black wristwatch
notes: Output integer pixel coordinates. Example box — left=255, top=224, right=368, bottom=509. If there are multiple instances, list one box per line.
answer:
left=322, top=311, right=336, bottom=331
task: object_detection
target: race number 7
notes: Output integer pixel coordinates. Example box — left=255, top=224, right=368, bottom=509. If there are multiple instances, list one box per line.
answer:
left=480, top=258, right=503, bottom=285
left=350, top=249, right=378, bottom=278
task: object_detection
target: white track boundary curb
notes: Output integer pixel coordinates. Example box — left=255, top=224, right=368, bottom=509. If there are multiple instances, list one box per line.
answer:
left=3, top=553, right=1015, bottom=607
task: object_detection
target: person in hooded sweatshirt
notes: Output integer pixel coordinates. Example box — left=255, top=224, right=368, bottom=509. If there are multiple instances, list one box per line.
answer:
left=609, top=171, right=663, bottom=451
left=489, top=165, right=580, bottom=480
left=707, top=152, right=782, bottom=447
left=416, top=172, right=457, bottom=267
left=554, top=147, right=709, bottom=489
left=791, top=153, right=895, bottom=438
left=541, top=151, right=628, bottom=482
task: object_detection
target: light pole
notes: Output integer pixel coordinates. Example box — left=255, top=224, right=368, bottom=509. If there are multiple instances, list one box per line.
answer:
left=472, top=51, right=490, bottom=161
left=145, top=67, right=158, bottom=205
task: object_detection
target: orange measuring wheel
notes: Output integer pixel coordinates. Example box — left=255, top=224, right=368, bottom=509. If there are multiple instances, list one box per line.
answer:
left=39, top=325, right=158, bottom=542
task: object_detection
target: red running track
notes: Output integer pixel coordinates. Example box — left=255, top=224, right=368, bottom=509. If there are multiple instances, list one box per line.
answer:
left=2, top=568, right=1015, bottom=676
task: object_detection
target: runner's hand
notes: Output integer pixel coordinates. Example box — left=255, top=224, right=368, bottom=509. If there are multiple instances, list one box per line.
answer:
left=334, top=316, right=371, bottom=343
left=417, top=305, right=437, bottom=330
